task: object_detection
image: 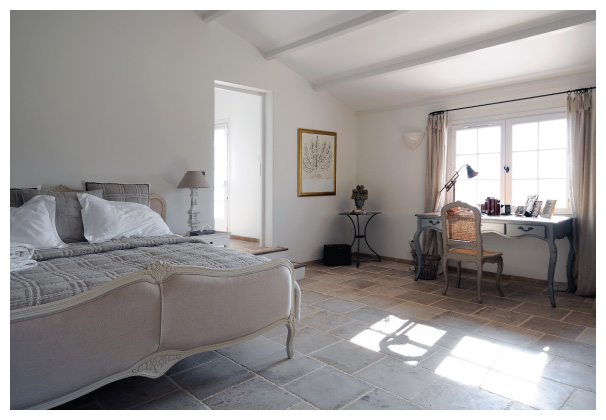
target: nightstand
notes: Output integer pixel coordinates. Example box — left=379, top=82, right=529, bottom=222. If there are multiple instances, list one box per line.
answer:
left=183, top=231, right=231, bottom=248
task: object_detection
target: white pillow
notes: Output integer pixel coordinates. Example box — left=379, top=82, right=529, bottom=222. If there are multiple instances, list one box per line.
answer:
left=10, top=195, right=67, bottom=249
left=78, top=193, right=172, bottom=243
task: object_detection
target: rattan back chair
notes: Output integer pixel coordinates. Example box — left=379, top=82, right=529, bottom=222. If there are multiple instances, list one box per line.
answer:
left=440, top=201, right=504, bottom=304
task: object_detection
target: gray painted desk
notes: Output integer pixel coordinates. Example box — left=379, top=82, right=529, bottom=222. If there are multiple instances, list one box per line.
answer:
left=413, top=213, right=574, bottom=308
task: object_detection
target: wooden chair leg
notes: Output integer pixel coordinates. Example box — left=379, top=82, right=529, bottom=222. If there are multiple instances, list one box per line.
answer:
left=456, top=262, right=462, bottom=288
left=476, top=262, right=483, bottom=304
left=496, top=257, right=504, bottom=297
left=442, top=257, right=450, bottom=296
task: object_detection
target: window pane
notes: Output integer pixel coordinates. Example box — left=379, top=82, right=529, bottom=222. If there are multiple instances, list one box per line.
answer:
left=538, top=150, right=566, bottom=179
left=477, top=180, right=500, bottom=204
left=455, top=179, right=476, bottom=205
left=512, top=123, right=538, bottom=151
left=477, top=153, right=501, bottom=180
left=456, top=129, right=477, bottom=154
left=539, top=119, right=566, bottom=150
left=538, top=179, right=567, bottom=208
left=512, top=180, right=538, bottom=207
left=478, top=126, right=500, bottom=153
left=512, top=151, right=537, bottom=179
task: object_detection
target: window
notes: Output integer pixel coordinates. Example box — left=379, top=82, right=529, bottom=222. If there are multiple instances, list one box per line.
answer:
left=449, top=112, right=570, bottom=214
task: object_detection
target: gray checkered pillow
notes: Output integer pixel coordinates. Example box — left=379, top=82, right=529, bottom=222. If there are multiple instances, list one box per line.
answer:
left=10, top=186, right=41, bottom=207
left=21, top=189, right=104, bottom=243
left=84, top=182, right=150, bottom=206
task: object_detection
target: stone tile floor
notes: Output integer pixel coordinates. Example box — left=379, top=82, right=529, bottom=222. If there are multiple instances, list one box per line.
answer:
left=55, top=260, right=596, bottom=410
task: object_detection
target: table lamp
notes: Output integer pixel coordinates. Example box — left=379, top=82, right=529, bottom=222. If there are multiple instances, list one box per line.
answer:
left=177, top=170, right=210, bottom=235
left=435, top=164, right=478, bottom=209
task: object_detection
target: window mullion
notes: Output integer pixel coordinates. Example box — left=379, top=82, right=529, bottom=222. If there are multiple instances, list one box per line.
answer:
left=504, top=120, right=512, bottom=204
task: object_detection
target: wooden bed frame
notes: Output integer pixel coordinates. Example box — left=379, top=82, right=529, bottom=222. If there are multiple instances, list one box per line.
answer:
left=10, top=194, right=298, bottom=409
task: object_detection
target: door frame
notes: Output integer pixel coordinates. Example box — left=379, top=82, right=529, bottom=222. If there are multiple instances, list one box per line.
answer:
left=214, top=119, right=230, bottom=232
left=214, top=81, right=273, bottom=247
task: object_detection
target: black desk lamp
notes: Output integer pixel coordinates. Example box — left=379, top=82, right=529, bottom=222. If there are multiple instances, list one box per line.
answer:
left=435, top=164, right=478, bottom=209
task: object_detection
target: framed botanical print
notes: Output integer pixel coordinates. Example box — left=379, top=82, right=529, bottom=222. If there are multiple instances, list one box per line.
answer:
left=298, top=128, right=337, bottom=196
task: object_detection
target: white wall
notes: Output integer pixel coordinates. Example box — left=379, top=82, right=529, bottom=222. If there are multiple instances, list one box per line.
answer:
left=356, top=76, right=595, bottom=285
left=10, top=10, right=357, bottom=263
left=214, top=88, right=262, bottom=240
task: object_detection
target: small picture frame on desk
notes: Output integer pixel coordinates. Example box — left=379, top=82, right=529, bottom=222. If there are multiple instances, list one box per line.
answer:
left=531, top=200, right=543, bottom=217
left=542, top=199, right=557, bottom=218
left=524, top=194, right=539, bottom=217
left=515, top=206, right=525, bottom=216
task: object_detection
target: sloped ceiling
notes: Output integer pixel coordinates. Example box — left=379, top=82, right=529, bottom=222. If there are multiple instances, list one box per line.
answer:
left=202, top=10, right=596, bottom=113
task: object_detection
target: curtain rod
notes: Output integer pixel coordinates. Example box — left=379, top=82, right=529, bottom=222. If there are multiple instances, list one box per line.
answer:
left=429, top=86, right=596, bottom=116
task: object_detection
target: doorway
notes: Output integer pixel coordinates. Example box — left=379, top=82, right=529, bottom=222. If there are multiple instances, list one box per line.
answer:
left=214, top=86, right=263, bottom=243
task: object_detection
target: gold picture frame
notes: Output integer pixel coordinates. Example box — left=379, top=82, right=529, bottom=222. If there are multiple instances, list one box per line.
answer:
left=541, top=199, right=557, bottom=218
left=297, top=128, right=337, bottom=196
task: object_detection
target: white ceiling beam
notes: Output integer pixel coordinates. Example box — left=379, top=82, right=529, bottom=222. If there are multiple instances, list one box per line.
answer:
left=200, top=11, right=229, bottom=23
left=264, top=11, right=404, bottom=60
left=313, top=11, right=596, bottom=91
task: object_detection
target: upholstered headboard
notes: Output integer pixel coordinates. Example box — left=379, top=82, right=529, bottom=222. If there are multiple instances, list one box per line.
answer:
left=149, top=195, right=166, bottom=221
left=12, top=184, right=167, bottom=221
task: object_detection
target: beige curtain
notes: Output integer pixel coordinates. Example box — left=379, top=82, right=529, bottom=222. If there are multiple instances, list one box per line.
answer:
left=567, top=90, right=596, bottom=296
left=423, top=112, right=448, bottom=255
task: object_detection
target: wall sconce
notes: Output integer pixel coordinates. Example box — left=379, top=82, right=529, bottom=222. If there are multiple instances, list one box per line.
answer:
left=403, top=131, right=425, bottom=150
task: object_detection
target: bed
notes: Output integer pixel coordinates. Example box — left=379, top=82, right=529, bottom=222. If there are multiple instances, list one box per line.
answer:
left=10, top=185, right=300, bottom=410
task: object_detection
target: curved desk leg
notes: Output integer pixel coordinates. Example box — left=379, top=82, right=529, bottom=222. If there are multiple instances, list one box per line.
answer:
left=547, top=241, right=557, bottom=308
left=362, top=213, right=381, bottom=263
left=413, top=229, right=423, bottom=281
left=566, top=234, right=576, bottom=293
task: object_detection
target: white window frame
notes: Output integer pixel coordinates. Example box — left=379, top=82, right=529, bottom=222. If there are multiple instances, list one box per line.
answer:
left=447, top=109, right=571, bottom=215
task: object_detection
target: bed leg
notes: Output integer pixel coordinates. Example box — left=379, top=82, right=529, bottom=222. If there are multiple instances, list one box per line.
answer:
left=286, top=319, right=295, bottom=359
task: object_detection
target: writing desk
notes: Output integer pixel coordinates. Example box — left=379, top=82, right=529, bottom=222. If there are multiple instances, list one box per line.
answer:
left=413, top=213, right=574, bottom=308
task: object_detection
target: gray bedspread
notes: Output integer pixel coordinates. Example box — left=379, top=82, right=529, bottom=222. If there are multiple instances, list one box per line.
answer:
left=10, top=235, right=270, bottom=310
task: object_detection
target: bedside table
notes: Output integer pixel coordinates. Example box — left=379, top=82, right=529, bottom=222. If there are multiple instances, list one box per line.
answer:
left=183, top=231, right=231, bottom=248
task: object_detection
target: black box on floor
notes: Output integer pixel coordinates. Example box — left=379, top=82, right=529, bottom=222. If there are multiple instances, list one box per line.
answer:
left=323, top=244, right=351, bottom=266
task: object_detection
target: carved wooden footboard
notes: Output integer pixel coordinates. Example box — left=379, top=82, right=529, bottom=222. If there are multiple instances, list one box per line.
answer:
left=10, top=258, right=298, bottom=410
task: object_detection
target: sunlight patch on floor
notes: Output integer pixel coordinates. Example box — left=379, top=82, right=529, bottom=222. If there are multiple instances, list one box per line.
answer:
left=350, top=329, right=385, bottom=352
left=450, top=336, right=502, bottom=367
left=481, top=371, right=541, bottom=406
left=404, top=323, right=447, bottom=347
left=435, top=335, right=550, bottom=405
left=434, top=356, right=489, bottom=386
left=349, top=316, right=446, bottom=363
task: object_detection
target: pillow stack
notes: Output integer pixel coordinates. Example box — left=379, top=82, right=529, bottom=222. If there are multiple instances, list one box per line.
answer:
left=9, top=182, right=173, bottom=253
left=21, top=189, right=104, bottom=243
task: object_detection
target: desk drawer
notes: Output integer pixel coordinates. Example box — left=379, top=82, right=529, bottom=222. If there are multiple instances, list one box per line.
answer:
left=507, top=224, right=546, bottom=239
left=421, top=219, right=442, bottom=231
left=481, top=222, right=505, bottom=234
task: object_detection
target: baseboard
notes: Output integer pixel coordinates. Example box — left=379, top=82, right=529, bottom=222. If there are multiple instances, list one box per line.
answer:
left=309, top=252, right=551, bottom=286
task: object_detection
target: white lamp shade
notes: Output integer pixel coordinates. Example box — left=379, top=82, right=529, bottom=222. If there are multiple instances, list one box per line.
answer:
left=177, top=171, right=210, bottom=188
left=403, top=131, right=425, bottom=150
